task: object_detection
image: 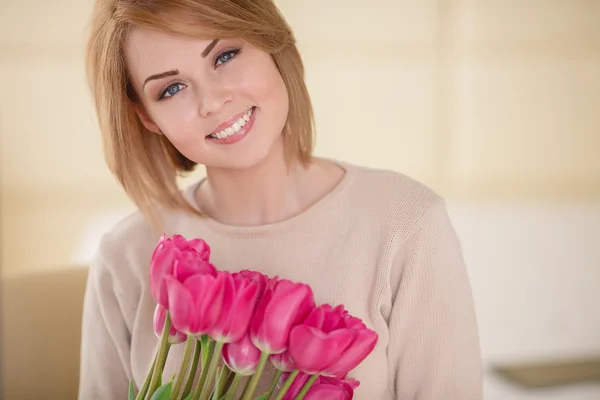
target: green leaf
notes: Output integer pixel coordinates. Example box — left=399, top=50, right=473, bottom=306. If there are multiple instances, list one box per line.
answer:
left=128, top=380, right=135, bottom=400
left=183, top=393, right=194, bottom=400
left=254, top=394, right=269, bottom=400
left=150, top=382, right=173, bottom=400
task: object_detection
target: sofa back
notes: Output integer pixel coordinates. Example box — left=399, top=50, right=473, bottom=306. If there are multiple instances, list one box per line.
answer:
left=1, top=266, right=88, bottom=400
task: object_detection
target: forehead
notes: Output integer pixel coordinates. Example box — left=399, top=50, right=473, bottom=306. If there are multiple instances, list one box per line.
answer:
left=124, top=28, right=213, bottom=83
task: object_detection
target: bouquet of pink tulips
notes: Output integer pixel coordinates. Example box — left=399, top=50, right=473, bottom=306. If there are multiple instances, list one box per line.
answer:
left=131, top=234, right=378, bottom=400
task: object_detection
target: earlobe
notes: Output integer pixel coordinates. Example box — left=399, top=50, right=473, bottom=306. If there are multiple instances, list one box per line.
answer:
left=134, top=106, right=162, bottom=135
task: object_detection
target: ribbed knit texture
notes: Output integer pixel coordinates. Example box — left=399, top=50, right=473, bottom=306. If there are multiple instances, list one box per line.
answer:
left=78, top=161, right=483, bottom=399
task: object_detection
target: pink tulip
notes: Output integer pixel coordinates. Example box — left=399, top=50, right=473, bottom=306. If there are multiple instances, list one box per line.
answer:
left=321, top=311, right=378, bottom=379
left=304, top=377, right=359, bottom=400
left=270, top=351, right=295, bottom=372
left=209, top=272, right=260, bottom=343
left=150, top=234, right=215, bottom=308
left=288, top=305, right=357, bottom=374
left=153, top=304, right=186, bottom=344
left=222, top=333, right=261, bottom=376
left=233, top=269, right=269, bottom=299
left=282, top=375, right=359, bottom=400
left=304, top=385, right=347, bottom=400
left=165, top=271, right=229, bottom=336
left=249, top=277, right=315, bottom=354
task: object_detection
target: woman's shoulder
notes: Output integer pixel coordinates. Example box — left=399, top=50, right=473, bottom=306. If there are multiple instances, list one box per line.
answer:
left=96, top=210, right=160, bottom=260
left=90, top=207, right=177, bottom=281
left=341, top=161, right=448, bottom=233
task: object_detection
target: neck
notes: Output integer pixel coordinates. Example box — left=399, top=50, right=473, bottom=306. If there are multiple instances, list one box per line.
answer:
left=198, top=144, right=314, bottom=226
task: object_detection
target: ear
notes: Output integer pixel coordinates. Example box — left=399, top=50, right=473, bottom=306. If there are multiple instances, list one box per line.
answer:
left=134, top=105, right=162, bottom=135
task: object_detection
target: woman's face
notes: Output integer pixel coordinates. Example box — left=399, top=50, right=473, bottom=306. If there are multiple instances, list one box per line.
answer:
left=124, top=28, right=289, bottom=169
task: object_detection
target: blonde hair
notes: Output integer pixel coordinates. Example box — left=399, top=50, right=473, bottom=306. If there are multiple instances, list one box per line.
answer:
left=86, top=0, right=315, bottom=226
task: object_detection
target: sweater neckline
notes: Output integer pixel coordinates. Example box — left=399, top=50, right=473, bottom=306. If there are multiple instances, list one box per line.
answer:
left=182, top=159, right=356, bottom=236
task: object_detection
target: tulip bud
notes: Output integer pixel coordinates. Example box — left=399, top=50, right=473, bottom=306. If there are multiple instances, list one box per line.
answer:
left=210, top=272, right=260, bottom=343
left=153, top=304, right=186, bottom=344
left=270, top=351, right=295, bottom=372
left=150, top=234, right=216, bottom=309
left=249, top=278, right=315, bottom=354
left=165, top=271, right=229, bottom=336
left=222, top=334, right=261, bottom=376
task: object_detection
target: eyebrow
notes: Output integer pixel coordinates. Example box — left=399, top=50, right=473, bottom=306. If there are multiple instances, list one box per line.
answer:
left=143, top=70, right=179, bottom=89
left=141, top=40, right=220, bottom=89
left=201, top=39, right=220, bottom=57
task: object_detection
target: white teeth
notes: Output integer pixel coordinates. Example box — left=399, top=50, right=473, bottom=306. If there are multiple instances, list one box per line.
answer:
left=209, top=108, right=254, bottom=139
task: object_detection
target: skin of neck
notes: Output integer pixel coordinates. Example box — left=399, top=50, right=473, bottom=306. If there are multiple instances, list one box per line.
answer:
left=197, top=137, right=323, bottom=227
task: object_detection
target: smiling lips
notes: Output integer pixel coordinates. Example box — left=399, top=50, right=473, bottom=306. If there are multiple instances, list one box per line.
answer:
left=206, top=107, right=255, bottom=144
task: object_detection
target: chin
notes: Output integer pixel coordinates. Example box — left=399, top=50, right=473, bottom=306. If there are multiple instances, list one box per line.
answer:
left=205, top=134, right=284, bottom=171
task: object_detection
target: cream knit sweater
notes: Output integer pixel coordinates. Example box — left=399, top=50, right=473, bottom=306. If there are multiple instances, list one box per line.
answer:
left=78, top=161, right=483, bottom=399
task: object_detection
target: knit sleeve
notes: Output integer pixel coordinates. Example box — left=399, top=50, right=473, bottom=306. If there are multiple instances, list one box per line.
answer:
left=78, top=253, right=132, bottom=400
left=386, top=198, right=483, bottom=399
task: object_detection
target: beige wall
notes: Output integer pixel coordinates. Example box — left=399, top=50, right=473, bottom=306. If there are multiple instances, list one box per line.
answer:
left=1, top=0, right=599, bottom=273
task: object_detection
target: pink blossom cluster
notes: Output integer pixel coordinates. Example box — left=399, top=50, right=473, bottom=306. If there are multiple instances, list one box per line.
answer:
left=136, top=234, right=378, bottom=400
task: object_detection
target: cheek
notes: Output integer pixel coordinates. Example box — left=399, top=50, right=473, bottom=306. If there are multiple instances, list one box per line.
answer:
left=151, top=100, right=201, bottom=142
left=236, top=59, right=288, bottom=108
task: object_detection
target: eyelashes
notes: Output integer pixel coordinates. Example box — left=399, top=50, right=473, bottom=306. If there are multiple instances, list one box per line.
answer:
left=156, top=48, right=242, bottom=101
left=215, top=48, right=241, bottom=67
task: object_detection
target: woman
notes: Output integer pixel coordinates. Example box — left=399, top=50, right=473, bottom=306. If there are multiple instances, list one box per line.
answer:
left=79, top=0, right=483, bottom=399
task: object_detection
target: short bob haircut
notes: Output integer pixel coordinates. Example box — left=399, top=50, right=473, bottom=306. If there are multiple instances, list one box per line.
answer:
left=86, top=0, right=315, bottom=226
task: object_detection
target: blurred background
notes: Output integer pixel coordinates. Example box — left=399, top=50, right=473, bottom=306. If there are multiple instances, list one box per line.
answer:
left=1, top=0, right=599, bottom=399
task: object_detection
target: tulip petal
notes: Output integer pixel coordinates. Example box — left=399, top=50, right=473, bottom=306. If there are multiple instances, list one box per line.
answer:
left=225, top=280, right=259, bottom=343
left=184, top=272, right=226, bottom=334
left=304, top=384, right=347, bottom=400
left=323, top=329, right=378, bottom=378
left=289, top=326, right=355, bottom=374
left=270, top=352, right=295, bottom=372
left=222, top=334, right=261, bottom=376
left=150, top=244, right=180, bottom=307
left=262, top=283, right=313, bottom=352
left=210, top=272, right=237, bottom=342
left=173, top=255, right=216, bottom=283
left=302, top=306, right=326, bottom=330
left=187, top=238, right=211, bottom=260
left=165, top=276, right=194, bottom=334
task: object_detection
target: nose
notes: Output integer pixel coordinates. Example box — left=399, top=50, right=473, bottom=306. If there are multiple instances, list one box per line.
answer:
left=196, top=77, right=233, bottom=118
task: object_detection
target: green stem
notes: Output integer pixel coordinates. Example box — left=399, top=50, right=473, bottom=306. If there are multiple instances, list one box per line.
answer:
left=214, top=365, right=231, bottom=399
left=239, top=376, right=251, bottom=400
left=169, top=336, right=195, bottom=399
left=221, top=368, right=235, bottom=395
left=265, top=369, right=283, bottom=400
left=148, top=311, right=173, bottom=397
left=240, top=352, right=270, bottom=400
left=273, top=370, right=299, bottom=400
left=182, top=339, right=202, bottom=398
left=293, top=375, right=318, bottom=400
left=224, top=373, right=244, bottom=400
left=198, top=341, right=225, bottom=400
left=201, top=336, right=212, bottom=368
left=191, top=340, right=215, bottom=400
left=134, top=352, right=158, bottom=400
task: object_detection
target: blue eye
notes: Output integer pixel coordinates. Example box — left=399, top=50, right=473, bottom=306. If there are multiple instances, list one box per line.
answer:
left=215, top=49, right=240, bottom=67
left=159, top=83, right=186, bottom=100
